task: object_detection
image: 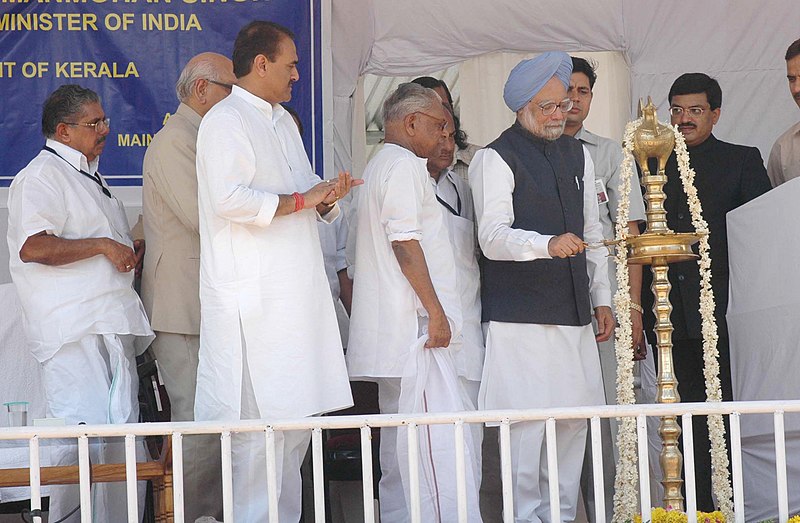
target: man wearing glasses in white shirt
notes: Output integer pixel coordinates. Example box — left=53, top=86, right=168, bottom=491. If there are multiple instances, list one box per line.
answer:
left=7, top=84, right=153, bottom=522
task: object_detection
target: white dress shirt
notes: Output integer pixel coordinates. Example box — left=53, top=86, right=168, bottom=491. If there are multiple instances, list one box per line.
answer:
left=347, top=143, right=462, bottom=379
left=7, top=139, right=153, bottom=361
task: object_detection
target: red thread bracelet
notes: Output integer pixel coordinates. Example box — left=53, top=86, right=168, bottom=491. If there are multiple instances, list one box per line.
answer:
left=292, top=192, right=304, bottom=213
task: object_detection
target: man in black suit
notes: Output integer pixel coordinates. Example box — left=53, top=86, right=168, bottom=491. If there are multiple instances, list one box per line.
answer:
left=642, top=73, right=772, bottom=510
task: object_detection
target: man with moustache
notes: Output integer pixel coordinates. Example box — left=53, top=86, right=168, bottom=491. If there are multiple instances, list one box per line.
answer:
left=347, top=83, right=464, bottom=521
left=768, top=38, right=800, bottom=187
left=641, top=73, right=771, bottom=510
left=412, top=76, right=482, bottom=184
left=7, top=84, right=153, bottom=521
left=194, top=21, right=357, bottom=521
left=141, top=52, right=235, bottom=522
left=469, top=52, right=613, bottom=522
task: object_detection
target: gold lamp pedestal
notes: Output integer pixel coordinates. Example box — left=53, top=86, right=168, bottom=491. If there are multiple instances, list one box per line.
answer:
left=627, top=99, right=702, bottom=511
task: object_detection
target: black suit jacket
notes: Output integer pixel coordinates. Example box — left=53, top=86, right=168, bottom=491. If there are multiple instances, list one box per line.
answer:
left=642, top=134, right=772, bottom=344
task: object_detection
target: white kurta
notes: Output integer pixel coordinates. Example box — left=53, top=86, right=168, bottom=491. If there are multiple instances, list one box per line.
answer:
left=318, top=215, right=351, bottom=346
left=7, top=139, right=153, bottom=362
left=194, top=85, right=352, bottom=422
left=347, top=143, right=462, bottom=379
left=432, top=170, right=484, bottom=382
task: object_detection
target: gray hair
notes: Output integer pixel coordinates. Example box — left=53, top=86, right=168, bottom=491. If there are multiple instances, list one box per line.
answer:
left=175, top=56, right=224, bottom=102
left=41, top=84, right=100, bottom=138
left=382, top=82, right=441, bottom=125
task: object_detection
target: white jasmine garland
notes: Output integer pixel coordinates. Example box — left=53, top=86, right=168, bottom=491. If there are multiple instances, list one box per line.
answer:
left=672, top=129, right=733, bottom=519
left=611, top=118, right=641, bottom=522
left=611, top=119, right=733, bottom=521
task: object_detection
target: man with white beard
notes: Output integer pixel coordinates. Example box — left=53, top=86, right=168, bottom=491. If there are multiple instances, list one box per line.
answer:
left=469, top=51, right=613, bottom=522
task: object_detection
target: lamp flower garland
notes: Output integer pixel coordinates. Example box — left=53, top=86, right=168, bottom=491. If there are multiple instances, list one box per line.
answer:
left=611, top=117, right=733, bottom=521
left=672, top=129, right=733, bottom=519
left=611, top=117, right=641, bottom=522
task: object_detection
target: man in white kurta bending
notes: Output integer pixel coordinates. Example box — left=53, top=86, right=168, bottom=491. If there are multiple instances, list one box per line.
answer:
left=7, top=84, right=154, bottom=522
left=142, top=52, right=235, bottom=522
left=347, top=83, right=464, bottom=521
left=469, top=52, right=614, bottom=523
left=194, top=21, right=357, bottom=522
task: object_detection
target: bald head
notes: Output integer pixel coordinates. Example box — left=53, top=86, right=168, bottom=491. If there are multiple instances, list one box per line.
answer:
left=175, top=52, right=236, bottom=116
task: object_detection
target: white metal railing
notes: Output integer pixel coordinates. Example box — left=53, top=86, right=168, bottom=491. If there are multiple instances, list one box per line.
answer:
left=2, top=399, right=800, bottom=523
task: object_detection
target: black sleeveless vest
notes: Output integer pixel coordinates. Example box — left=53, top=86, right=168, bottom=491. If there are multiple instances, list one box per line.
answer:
left=480, top=122, right=592, bottom=326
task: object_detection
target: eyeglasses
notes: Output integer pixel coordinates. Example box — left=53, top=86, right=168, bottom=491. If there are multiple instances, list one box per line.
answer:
left=669, top=106, right=708, bottom=117
left=63, top=117, right=111, bottom=133
left=413, top=111, right=448, bottom=132
left=537, top=98, right=574, bottom=116
left=208, top=79, right=234, bottom=91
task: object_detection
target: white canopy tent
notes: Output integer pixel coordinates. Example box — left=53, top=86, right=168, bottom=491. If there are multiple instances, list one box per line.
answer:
left=329, top=0, right=800, bottom=176
left=325, top=2, right=799, bottom=519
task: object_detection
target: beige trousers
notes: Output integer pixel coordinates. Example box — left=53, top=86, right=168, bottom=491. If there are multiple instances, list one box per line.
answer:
left=151, top=331, right=223, bottom=521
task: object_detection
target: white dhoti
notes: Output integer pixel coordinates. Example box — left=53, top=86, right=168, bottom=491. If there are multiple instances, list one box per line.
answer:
left=377, top=378, right=408, bottom=522
left=41, top=334, right=146, bottom=523
left=377, top=377, right=483, bottom=523
left=479, top=321, right=604, bottom=523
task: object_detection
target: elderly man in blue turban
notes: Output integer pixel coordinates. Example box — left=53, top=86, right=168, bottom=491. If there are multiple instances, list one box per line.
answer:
left=469, top=51, right=614, bottom=522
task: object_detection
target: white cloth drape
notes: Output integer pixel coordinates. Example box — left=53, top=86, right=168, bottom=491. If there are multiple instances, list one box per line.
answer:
left=396, top=337, right=482, bottom=523
left=727, top=178, right=800, bottom=521
left=0, top=283, right=49, bottom=503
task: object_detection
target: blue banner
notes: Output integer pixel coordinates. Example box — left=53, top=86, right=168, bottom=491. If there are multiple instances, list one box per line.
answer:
left=0, top=1, right=323, bottom=187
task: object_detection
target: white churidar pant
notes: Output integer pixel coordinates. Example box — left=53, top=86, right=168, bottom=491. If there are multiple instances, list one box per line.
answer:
left=232, top=338, right=312, bottom=523
left=479, top=321, right=605, bottom=523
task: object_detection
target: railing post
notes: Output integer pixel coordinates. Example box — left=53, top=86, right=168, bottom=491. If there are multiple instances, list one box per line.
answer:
left=172, top=432, right=185, bottom=523
left=637, top=414, right=651, bottom=523
left=221, top=431, right=234, bottom=523
left=500, top=419, right=514, bottom=523
left=360, top=425, right=376, bottom=523
left=407, top=422, right=421, bottom=523
left=774, top=411, right=789, bottom=523
left=730, top=412, right=745, bottom=523
left=28, top=436, right=42, bottom=523
left=311, top=427, right=326, bottom=523
left=590, top=416, right=605, bottom=523
left=545, top=418, right=560, bottom=523
left=265, top=427, right=280, bottom=523
left=125, top=434, right=139, bottom=523
left=78, top=435, right=92, bottom=523
left=682, top=414, right=696, bottom=522
left=454, top=420, right=467, bottom=523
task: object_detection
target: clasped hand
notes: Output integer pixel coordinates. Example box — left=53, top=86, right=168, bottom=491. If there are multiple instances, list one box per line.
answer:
left=302, top=171, right=364, bottom=209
